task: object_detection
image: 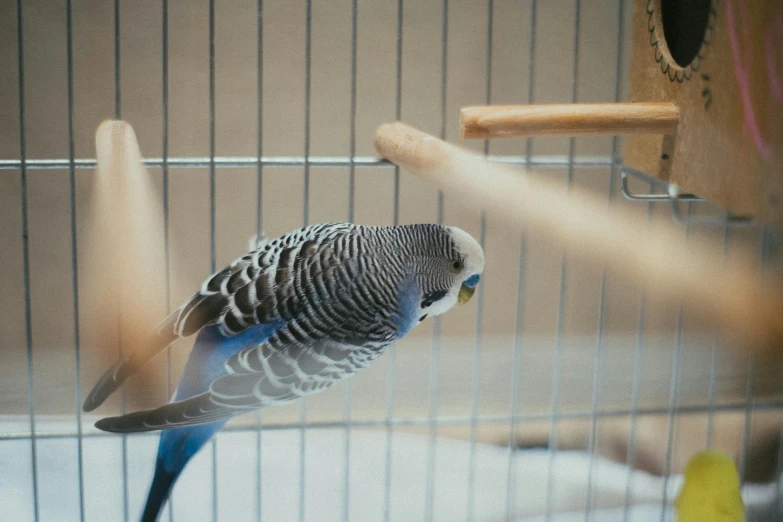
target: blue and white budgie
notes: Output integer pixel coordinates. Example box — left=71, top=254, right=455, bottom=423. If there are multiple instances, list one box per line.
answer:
left=83, top=222, right=484, bottom=522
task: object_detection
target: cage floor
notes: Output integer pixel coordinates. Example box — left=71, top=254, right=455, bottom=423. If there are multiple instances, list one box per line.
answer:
left=1, top=422, right=779, bottom=521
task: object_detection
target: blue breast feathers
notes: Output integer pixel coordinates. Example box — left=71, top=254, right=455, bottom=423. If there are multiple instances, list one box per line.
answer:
left=393, top=278, right=421, bottom=338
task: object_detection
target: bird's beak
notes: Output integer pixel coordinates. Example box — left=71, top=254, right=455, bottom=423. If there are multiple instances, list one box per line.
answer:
left=458, top=284, right=475, bottom=305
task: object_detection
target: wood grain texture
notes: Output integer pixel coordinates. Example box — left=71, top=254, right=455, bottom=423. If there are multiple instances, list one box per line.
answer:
left=460, top=103, right=680, bottom=139
left=375, top=121, right=783, bottom=352
left=625, top=0, right=783, bottom=227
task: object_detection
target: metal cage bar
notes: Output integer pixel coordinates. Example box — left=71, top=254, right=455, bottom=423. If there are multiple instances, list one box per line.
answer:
left=705, top=219, right=730, bottom=448
left=505, top=0, right=537, bottom=518
left=161, top=0, right=174, bottom=519
left=659, top=202, right=692, bottom=521
left=342, top=1, right=359, bottom=519
left=65, top=1, right=86, bottom=519
left=505, top=233, right=527, bottom=521
left=382, top=2, right=404, bottom=520
left=298, top=2, right=314, bottom=521
left=0, top=154, right=615, bottom=171
left=15, top=1, right=40, bottom=520
left=208, top=2, right=219, bottom=519
left=545, top=2, right=581, bottom=519
left=7, top=400, right=783, bottom=442
left=584, top=1, right=625, bottom=516
left=622, top=178, right=654, bottom=517
left=466, top=1, right=494, bottom=518
left=739, top=227, right=771, bottom=491
left=422, top=1, right=449, bottom=518
left=254, top=2, right=265, bottom=519
left=466, top=217, right=486, bottom=521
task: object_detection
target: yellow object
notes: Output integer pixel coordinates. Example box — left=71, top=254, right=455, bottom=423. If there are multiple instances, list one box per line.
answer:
left=458, top=284, right=475, bottom=305
left=676, top=450, right=746, bottom=522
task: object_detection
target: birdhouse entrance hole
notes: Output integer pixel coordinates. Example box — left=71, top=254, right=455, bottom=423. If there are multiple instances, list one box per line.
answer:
left=660, top=0, right=712, bottom=67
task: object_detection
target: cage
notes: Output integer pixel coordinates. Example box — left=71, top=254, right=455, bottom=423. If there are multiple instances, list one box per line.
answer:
left=1, top=0, right=783, bottom=521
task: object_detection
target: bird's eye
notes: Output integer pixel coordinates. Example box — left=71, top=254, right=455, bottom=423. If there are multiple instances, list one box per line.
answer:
left=451, top=259, right=464, bottom=272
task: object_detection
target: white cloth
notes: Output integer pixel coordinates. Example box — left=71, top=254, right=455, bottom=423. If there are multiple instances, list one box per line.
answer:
left=0, top=418, right=778, bottom=521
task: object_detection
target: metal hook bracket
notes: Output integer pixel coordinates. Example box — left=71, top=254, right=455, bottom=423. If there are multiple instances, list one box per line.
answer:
left=620, top=166, right=755, bottom=227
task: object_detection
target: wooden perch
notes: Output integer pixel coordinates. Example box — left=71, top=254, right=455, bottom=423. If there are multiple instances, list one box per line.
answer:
left=375, top=121, right=783, bottom=351
left=83, top=121, right=169, bottom=407
left=460, top=103, right=680, bottom=139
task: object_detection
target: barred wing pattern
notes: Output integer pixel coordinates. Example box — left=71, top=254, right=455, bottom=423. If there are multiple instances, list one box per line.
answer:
left=92, top=223, right=408, bottom=432
left=94, top=338, right=390, bottom=432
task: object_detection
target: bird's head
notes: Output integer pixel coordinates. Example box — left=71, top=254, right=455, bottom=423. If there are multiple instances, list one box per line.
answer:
left=406, top=224, right=485, bottom=321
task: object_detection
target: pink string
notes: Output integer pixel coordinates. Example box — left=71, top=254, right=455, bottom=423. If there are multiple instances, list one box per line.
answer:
left=725, top=0, right=775, bottom=160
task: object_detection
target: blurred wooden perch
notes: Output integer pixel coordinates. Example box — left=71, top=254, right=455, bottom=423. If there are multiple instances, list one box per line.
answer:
left=460, top=103, right=680, bottom=139
left=83, top=120, right=169, bottom=410
left=375, top=121, right=783, bottom=351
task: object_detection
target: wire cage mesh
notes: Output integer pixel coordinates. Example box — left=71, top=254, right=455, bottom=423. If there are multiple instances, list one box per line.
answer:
left=1, top=0, right=783, bottom=521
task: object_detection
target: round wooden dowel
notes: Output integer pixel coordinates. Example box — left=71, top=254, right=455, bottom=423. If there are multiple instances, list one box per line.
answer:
left=375, top=121, right=783, bottom=352
left=460, top=103, right=680, bottom=139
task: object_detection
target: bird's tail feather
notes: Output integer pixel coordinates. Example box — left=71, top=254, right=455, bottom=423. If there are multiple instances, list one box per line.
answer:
left=82, top=311, right=180, bottom=412
left=141, top=458, right=178, bottom=522
left=141, top=420, right=227, bottom=521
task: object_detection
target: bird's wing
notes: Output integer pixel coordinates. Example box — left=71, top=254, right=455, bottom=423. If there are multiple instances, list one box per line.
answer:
left=93, top=387, right=258, bottom=432
left=94, top=335, right=349, bottom=433
left=83, top=223, right=356, bottom=412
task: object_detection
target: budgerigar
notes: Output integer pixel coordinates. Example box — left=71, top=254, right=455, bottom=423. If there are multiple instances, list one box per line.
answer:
left=676, top=449, right=746, bottom=522
left=83, top=222, right=484, bottom=522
